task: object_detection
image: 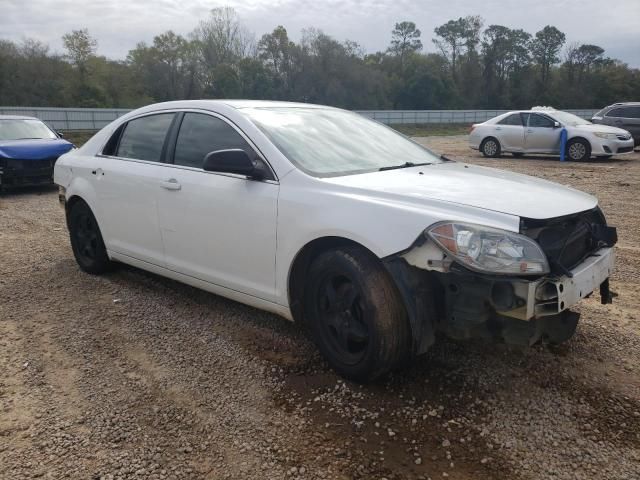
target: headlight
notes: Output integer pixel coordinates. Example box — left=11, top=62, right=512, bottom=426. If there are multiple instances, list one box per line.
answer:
left=426, top=222, right=549, bottom=275
left=593, top=132, right=617, bottom=139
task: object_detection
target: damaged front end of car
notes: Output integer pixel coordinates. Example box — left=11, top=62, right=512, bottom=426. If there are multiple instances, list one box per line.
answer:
left=384, top=208, right=617, bottom=354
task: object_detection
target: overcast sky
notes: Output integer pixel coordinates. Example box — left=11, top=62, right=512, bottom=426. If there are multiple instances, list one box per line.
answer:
left=4, top=0, right=640, bottom=66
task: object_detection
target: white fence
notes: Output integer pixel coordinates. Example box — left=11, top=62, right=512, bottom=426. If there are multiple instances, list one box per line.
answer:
left=0, top=106, right=601, bottom=130
left=357, top=109, right=600, bottom=125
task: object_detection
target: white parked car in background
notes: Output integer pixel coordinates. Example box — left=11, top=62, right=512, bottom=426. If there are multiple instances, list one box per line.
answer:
left=54, top=100, right=617, bottom=381
left=469, top=108, right=634, bottom=161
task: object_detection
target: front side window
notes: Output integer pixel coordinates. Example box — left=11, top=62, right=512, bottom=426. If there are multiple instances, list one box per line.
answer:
left=243, top=107, right=442, bottom=177
left=116, top=113, right=175, bottom=162
left=498, top=114, right=523, bottom=126
left=606, top=107, right=626, bottom=118
left=528, top=114, right=554, bottom=128
left=173, top=113, right=255, bottom=169
left=0, top=119, right=57, bottom=141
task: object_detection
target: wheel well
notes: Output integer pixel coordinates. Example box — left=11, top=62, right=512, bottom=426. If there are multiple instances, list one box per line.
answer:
left=567, top=136, right=590, bottom=146
left=64, top=195, right=86, bottom=228
left=481, top=136, right=500, bottom=148
left=287, top=237, right=378, bottom=324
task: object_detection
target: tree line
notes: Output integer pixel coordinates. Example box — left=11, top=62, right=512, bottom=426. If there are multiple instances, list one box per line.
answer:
left=1, top=7, right=638, bottom=110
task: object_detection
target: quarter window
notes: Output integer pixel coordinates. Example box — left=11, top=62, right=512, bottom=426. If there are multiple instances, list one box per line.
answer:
left=116, top=114, right=175, bottom=162
left=173, top=113, right=255, bottom=169
left=497, top=114, right=523, bottom=126
left=528, top=114, right=554, bottom=128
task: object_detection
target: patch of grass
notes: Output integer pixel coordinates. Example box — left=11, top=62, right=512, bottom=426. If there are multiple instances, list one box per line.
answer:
left=60, top=130, right=97, bottom=147
left=391, top=123, right=471, bottom=137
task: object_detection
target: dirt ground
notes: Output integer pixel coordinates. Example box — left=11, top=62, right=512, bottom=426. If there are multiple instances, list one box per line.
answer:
left=1, top=137, right=639, bottom=480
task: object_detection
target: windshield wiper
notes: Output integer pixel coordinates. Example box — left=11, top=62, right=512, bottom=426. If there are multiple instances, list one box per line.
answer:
left=378, top=161, right=432, bottom=171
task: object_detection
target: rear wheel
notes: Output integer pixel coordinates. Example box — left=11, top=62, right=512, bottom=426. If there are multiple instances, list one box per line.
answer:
left=566, top=138, right=591, bottom=161
left=68, top=200, right=113, bottom=274
left=304, top=247, right=410, bottom=382
left=480, top=137, right=501, bottom=158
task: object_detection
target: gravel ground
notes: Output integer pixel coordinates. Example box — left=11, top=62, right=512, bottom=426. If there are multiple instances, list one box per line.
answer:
left=1, top=138, right=639, bottom=480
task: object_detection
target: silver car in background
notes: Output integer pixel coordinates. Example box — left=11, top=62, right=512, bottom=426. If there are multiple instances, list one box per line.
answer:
left=469, top=108, right=634, bottom=161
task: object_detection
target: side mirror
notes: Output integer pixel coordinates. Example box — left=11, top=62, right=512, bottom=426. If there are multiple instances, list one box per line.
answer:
left=202, top=149, right=265, bottom=180
left=553, top=121, right=561, bottom=128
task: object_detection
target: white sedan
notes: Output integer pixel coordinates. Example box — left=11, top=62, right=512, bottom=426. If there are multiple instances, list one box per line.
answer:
left=469, top=108, right=634, bottom=160
left=54, top=101, right=617, bottom=381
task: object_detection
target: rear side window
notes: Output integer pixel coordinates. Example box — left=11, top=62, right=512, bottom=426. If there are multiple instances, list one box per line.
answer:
left=173, top=113, right=255, bottom=169
left=528, top=114, right=554, bottom=128
left=116, top=113, right=175, bottom=162
left=498, top=114, right=523, bottom=126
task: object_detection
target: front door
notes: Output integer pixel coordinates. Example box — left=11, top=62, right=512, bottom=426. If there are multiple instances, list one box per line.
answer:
left=156, top=112, right=279, bottom=302
left=524, top=113, right=561, bottom=153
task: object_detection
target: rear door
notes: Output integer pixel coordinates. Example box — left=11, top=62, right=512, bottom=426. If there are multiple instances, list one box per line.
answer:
left=524, top=113, right=561, bottom=153
left=494, top=113, right=525, bottom=151
left=94, top=112, right=176, bottom=266
left=156, top=111, right=279, bottom=302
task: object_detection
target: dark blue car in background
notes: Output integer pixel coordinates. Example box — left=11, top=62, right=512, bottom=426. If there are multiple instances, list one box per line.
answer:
left=0, top=115, right=74, bottom=192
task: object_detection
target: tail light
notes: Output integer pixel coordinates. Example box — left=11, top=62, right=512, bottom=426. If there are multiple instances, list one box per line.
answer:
left=469, top=124, right=477, bottom=134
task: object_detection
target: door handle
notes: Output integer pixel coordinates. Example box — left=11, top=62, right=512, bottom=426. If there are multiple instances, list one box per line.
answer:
left=527, top=129, right=533, bottom=133
left=160, top=178, right=181, bottom=191
left=495, top=127, right=502, bottom=130
left=91, top=168, right=103, bottom=176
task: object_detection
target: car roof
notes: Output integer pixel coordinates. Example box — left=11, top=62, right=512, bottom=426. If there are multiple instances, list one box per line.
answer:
left=140, top=99, right=332, bottom=112
left=499, top=110, right=556, bottom=116
left=0, top=115, right=40, bottom=120
left=608, top=102, right=640, bottom=107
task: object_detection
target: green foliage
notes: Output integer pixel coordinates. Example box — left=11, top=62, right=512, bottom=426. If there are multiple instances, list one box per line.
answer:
left=1, top=11, right=639, bottom=110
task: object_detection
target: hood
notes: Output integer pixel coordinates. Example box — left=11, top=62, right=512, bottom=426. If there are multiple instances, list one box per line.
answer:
left=574, top=123, right=630, bottom=135
left=323, top=162, right=597, bottom=220
left=0, top=138, right=74, bottom=160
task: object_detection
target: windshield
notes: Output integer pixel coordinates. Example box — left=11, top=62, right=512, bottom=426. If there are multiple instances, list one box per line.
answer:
left=0, top=119, right=57, bottom=141
left=550, top=111, right=592, bottom=126
left=242, top=107, right=442, bottom=177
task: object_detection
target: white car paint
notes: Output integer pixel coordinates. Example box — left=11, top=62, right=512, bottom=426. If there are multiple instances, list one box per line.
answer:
left=469, top=109, right=634, bottom=158
left=54, top=100, right=608, bottom=322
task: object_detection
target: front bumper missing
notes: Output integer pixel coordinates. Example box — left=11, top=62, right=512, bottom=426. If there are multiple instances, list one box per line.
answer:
left=503, top=247, right=614, bottom=320
left=387, top=245, right=615, bottom=353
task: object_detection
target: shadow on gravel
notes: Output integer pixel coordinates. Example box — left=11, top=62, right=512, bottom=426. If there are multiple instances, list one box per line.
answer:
left=0, top=184, right=58, bottom=197
left=483, top=154, right=631, bottom=165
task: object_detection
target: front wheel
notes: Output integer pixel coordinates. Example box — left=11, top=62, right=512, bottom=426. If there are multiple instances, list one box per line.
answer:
left=481, top=137, right=501, bottom=158
left=566, top=138, right=591, bottom=161
left=68, top=200, right=113, bottom=274
left=304, top=247, right=410, bottom=382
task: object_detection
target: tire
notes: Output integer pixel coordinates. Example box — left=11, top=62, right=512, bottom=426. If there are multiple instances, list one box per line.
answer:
left=480, top=137, right=501, bottom=158
left=566, top=138, right=591, bottom=161
left=511, top=152, right=524, bottom=158
left=304, top=247, right=410, bottom=382
left=68, top=200, right=113, bottom=274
